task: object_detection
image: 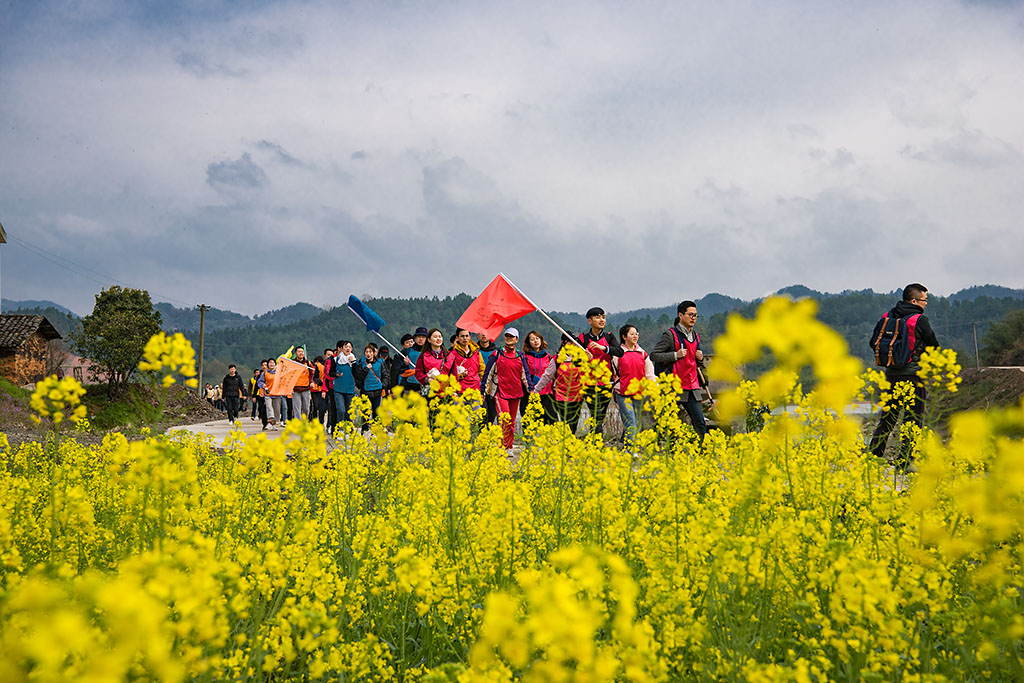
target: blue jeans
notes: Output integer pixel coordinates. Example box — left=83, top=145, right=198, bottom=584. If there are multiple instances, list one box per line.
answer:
left=614, top=393, right=645, bottom=446
left=334, top=392, right=354, bottom=422
left=680, top=390, right=707, bottom=441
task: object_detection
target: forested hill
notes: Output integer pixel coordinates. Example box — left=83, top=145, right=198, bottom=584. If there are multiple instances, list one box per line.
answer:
left=154, top=302, right=324, bottom=332
left=9, top=285, right=1023, bottom=382
left=182, top=295, right=576, bottom=382
left=0, top=303, right=80, bottom=339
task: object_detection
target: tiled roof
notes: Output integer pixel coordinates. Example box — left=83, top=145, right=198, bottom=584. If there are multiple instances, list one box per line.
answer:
left=0, top=314, right=63, bottom=348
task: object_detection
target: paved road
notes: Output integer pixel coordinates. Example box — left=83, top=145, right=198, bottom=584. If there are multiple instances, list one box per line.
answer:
left=168, top=417, right=302, bottom=448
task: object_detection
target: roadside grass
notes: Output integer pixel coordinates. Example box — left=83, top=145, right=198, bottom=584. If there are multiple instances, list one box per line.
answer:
left=81, top=384, right=162, bottom=432
left=0, top=377, right=32, bottom=427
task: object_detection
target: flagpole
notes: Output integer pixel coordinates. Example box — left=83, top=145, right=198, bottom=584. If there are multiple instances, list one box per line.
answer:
left=344, top=306, right=405, bottom=357
left=498, top=273, right=586, bottom=350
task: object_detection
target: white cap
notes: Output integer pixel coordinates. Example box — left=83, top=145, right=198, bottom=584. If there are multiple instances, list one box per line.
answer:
left=504, top=327, right=519, bottom=338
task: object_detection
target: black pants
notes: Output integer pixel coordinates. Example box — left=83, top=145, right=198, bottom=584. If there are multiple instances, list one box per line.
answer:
left=325, top=391, right=337, bottom=432
left=554, top=399, right=583, bottom=433
left=680, top=390, right=707, bottom=441
left=583, top=387, right=612, bottom=434
left=484, top=395, right=498, bottom=426
left=869, top=379, right=926, bottom=464
left=362, top=392, right=383, bottom=432
left=257, top=396, right=268, bottom=427
left=540, top=394, right=558, bottom=425
left=311, top=392, right=326, bottom=423
left=226, top=396, right=241, bottom=422
left=250, top=396, right=259, bottom=419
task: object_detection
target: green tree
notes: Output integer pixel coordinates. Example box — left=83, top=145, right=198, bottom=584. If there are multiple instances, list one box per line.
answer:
left=981, top=308, right=1024, bottom=366
left=73, top=287, right=163, bottom=396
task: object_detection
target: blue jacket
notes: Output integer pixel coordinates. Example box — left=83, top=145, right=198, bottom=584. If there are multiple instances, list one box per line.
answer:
left=331, top=358, right=356, bottom=394
left=356, top=358, right=386, bottom=392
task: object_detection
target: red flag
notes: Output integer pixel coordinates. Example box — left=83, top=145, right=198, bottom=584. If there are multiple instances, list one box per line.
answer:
left=456, top=274, right=537, bottom=341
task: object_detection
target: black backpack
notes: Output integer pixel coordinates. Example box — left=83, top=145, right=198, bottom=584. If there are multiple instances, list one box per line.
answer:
left=869, top=310, right=921, bottom=368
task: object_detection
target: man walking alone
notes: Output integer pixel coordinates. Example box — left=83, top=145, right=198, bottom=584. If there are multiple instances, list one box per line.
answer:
left=868, top=283, right=939, bottom=472
left=220, top=364, right=248, bottom=423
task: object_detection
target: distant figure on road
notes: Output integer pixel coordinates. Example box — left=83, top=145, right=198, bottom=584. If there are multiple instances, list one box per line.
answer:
left=220, top=364, right=248, bottom=422
left=290, top=346, right=314, bottom=420
left=259, top=358, right=281, bottom=431
left=249, top=366, right=263, bottom=423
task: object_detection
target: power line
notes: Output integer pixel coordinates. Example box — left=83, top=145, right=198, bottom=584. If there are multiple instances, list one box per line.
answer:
left=8, top=234, right=197, bottom=309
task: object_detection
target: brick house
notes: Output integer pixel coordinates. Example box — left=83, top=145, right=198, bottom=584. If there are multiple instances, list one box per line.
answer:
left=0, top=314, right=63, bottom=386
left=58, top=352, right=108, bottom=384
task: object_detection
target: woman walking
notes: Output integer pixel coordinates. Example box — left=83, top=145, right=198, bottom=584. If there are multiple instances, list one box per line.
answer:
left=353, top=343, right=387, bottom=428
left=482, top=328, right=530, bottom=453
left=331, top=340, right=358, bottom=425
left=612, top=324, right=655, bottom=448
left=258, top=358, right=281, bottom=431
left=535, top=335, right=586, bottom=434
left=414, top=328, right=447, bottom=393
left=523, top=330, right=555, bottom=424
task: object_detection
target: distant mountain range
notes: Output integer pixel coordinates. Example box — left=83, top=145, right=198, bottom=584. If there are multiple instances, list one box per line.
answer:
left=2, top=299, right=326, bottom=333
left=4, top=284, right=1023, bottom=380
left=6, top=284, right=1023, bottom=334
left=1, top=299, right=78, bottom=317
left=152, top=302, right=326, bottom=332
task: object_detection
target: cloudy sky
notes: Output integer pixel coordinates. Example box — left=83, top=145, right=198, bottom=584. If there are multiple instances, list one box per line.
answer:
left=1, top=0, right=1022, bottom=317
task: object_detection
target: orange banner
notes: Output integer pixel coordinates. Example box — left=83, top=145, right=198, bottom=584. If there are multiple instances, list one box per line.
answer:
left=271, top=357, right=308, bottom=396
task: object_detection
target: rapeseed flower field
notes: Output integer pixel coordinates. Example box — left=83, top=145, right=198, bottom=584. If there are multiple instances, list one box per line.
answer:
left=1, top=298, right=1021, bottom=682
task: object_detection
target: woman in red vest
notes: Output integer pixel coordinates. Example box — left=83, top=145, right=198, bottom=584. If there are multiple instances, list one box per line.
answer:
left=612, top=324, right=655, bottom=448
left=482, top=328, right=529, bottom=452
left=523, top=330, right=555, bottom=424
left=414, top=328, right=447, bottom=394
left=534, top=334, right=586, bottom=434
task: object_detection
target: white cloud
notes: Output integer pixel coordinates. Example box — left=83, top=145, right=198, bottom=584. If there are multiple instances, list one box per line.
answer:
left=1, top=0, right=1023, bottom=315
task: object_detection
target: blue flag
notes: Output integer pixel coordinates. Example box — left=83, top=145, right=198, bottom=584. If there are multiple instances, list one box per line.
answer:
left=347, top=295, right=387, bottom=333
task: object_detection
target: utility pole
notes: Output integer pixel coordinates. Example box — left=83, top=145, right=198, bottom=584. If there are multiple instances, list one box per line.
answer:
left=0, top=221, right=7, bottom=311
left=196, top=304, right=210, bottom=396
left=973, top=322, right=981, bottom=368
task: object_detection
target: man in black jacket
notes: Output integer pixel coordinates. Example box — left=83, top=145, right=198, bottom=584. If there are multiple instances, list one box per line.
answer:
left=221, top=364, right=248, bottom=423
left=868, top=283, right=940, bottom=471
left=389, top=333, right=424, bottom=394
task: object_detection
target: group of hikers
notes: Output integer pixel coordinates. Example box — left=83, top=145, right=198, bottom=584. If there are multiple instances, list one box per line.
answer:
left=217, top=283, right=937, bottom=467
left=218, top=300, right=711, bottom=451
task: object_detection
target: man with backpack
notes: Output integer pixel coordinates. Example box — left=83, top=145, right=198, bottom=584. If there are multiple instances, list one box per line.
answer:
left=578, top=307, right=623, bottom=436
left=867, top=283, right=939, bottom=472
left=650, top=300, right=707, bottom=442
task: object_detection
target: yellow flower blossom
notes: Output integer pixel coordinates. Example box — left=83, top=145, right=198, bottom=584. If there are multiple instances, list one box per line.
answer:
left=138, top=331, right=199, bottom=388
left=29, top=375, right=87, bottom=427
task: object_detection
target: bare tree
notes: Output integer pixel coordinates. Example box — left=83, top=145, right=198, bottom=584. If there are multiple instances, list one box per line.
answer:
left=46, top=339, right=71, bottom=377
